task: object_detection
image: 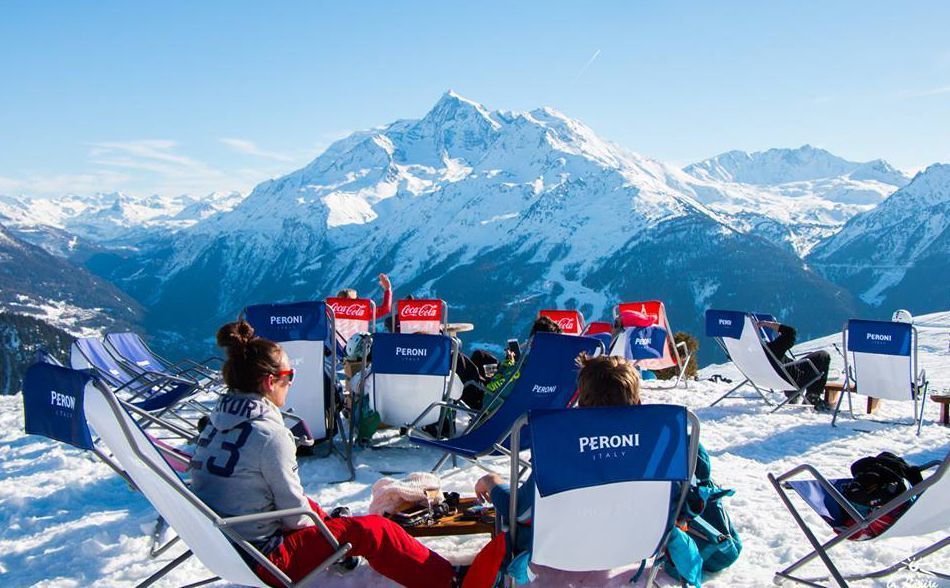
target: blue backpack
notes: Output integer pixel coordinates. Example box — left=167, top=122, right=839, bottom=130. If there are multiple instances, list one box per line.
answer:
left=661, top=444, right=742, bottom=587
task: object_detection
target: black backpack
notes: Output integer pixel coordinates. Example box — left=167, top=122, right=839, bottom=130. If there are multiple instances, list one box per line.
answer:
left=842, top=452, right=923, bottom=508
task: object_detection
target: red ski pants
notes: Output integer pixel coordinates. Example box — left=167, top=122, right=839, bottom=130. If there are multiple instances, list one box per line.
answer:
left=256, top=499, right=455, bottom=588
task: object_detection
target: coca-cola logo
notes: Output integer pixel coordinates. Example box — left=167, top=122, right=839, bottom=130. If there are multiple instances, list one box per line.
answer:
left=400, top=303, right=440, bottom=319
left=556, top=317, right=577, bottom=331
left=329, top=302, right=369, bottom=318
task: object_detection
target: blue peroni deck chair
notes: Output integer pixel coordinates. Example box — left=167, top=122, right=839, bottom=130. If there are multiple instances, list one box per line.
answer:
left=79, top=362, right=352, bottom=587
left=705, top=309, right=822, bottom=412
left=832, top=319, right=930, bottom=435
left=362, top=332, right=459, bottom=429
left=243, top=301, right=343, bottom=457
left=768, top=451, right=950, bottom=586
left=406, top=333, right=603, bottom=473
left=105, top=332, right=223, bottom=389
left=22, top=362, right=191, bottom=557
left=506, top=405, right=700, bottom=584
left=70, top=337, right=204, bottom=438
left=611, top=323, right=668, bottom=366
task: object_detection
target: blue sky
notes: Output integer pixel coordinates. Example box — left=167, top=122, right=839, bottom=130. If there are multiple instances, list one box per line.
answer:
left=2, top=1, right=948, bottom=198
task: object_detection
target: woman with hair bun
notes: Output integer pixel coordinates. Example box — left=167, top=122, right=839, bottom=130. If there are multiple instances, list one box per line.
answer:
left=190, top=320, right=457, bottom=588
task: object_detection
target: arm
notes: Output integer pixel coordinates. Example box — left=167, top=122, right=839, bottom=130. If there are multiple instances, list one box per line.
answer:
left=766, top=324, right=797, bottom=360
left=260, top=430, right=314, bottom=530
left=377, top=273, right=392, bottom=317
left=477, top=473, right=534, bottom=519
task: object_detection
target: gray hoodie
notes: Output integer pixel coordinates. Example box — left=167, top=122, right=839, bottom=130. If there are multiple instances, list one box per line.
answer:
left=190, top=391, right=313, bottom=541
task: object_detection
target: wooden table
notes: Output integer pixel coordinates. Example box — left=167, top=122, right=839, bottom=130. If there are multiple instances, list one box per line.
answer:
left=824, top=382, right=880, bottom=414
left=386, top=497, right=494, bottom=538
left=932, top=395, right=950, bottom=426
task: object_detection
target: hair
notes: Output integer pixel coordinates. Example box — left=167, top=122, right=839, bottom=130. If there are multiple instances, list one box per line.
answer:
left=216, top=320, right=285, bottom=392
left=337, top=288, right=358, bottom=299
left=530, top=315, right=562, bottom=336
left=575, top=354, right=641, bottom=408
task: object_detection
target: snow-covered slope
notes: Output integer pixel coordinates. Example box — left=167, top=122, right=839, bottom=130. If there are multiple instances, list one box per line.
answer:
left=808, top=163, right=950, bottom=312
left=683, top=146, right=910, bottom=255
left=2, top=312, right=947, bottom=586
left=0, top=223, right=142, bottom=334
left=0, top=191, right=244, bottom=253
left=99, top=93, right=862, bottom=358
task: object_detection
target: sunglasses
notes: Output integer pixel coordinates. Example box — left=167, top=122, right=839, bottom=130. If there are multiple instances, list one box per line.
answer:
left=273, top=369, right=295, bottom=383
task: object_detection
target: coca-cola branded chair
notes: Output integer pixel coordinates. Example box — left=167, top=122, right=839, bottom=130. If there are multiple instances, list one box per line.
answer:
left=243, top=301, right=346, bottom=470
left=611, top=300, right=693, bottom=387
left=538, top=309, right=585, bottom=335
left=396, top=298, right=448, bottom=335
left=325, top=296, right=376, bottom=357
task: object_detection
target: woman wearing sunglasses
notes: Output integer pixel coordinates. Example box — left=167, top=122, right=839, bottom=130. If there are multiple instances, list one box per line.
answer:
left=190, top=320, right=457, bottom=587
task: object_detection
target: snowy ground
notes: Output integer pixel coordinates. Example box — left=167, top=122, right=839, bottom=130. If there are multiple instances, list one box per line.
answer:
left=1, top=313, right=948, bottom=587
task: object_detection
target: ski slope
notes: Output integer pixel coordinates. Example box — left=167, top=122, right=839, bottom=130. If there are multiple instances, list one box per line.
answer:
left=1, top=313, right=948, bottom=587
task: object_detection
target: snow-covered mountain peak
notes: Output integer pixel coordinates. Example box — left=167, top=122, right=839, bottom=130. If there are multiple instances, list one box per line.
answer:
left=685, top=145, right=862, bottom=185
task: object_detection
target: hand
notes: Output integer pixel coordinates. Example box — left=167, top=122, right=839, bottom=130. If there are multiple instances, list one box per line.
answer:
left=505, top=349, right=516, bottom=363
left=378, top=273, right=391, bottom=290
left=475, top=473, right=504, bottom=503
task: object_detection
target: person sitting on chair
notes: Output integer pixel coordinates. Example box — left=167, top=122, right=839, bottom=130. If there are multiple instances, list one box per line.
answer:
left=190, top=320, right=457, bottom=588
left=466, top=316, right=564, bottom=412
left=338, top=273, right=393, bottom=320
left=474, top=353, right=642, bottom=546
left=759, top=320, right=831, bottom=410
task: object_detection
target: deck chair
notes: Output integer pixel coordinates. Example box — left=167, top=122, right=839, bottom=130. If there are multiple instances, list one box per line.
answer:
left=357, top=332, right=460, bottom=432
left=79, top=366, right=352, bottom=587
left=243, top=301, right=341, bottom=456
left=538, top=309, right=584, bottom=335
left=505, top=405, right=700, bottom=584
left=614, top=301, right=692, bottom=387
left=105, top=332, right=223, bottom=389
left=706, top=310, right=822, bottom=412
left=397, top=298, right=447, bottom=334
left=832, top=319, right=930, bottom=435
left=22, top=362, right=193, bottom=556
left=405, top=333, right=603, bottom=474
left=71, top=337, right=204, bottom=438
left=326, top=296, right=376, bottom=358
left=768, top=451, right=950, bottom=586
left=613, top=324, right=669, bottom=367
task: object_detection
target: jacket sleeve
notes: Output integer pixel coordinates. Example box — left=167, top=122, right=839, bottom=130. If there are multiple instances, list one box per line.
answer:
left=377, top=284, right=392, bottom=318
left=260, top=429, right=314, bottom=530
left=766, top=324, right=797, bottom=361
left=490, top=473, right=535, bottom=521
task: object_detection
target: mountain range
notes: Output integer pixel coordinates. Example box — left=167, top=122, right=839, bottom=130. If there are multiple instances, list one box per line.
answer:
left=2, top=91, right=945, bottom=365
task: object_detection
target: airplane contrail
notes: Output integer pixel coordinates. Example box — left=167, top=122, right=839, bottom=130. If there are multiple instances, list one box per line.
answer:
left=574, top=49, right=602, bottom=82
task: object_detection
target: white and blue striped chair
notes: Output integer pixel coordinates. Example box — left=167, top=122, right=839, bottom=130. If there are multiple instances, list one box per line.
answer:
left=832, top=319, right=930, bottom=434
left=506, top=405, right=700, bottom=584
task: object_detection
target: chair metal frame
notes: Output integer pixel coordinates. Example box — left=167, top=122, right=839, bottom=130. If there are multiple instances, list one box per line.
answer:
left=614, top=300, right=693, bottom=388
left=831, top=321, right=930, bottom=435
left=84, top=377, right=352, bottom=588
left=768, top=453, right=950, bottom=587
left=708, top=312, right=822, bottom=413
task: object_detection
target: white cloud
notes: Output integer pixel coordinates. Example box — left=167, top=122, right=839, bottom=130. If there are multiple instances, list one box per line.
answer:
left=219, top=138, right=295, bottom=162
left=901, top=85, right=950, bottom=99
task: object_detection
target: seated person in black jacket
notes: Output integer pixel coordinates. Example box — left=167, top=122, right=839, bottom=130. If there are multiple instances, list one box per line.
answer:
left=760, top=320, right=832, bottom=409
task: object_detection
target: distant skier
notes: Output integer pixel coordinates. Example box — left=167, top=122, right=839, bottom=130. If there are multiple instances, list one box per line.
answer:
left=759, top=320, right=832, bottom=410
left=190, top=320, right=458, bottom=588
